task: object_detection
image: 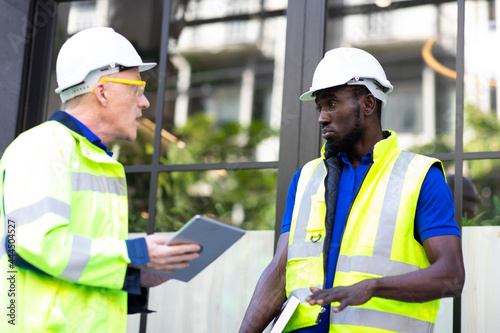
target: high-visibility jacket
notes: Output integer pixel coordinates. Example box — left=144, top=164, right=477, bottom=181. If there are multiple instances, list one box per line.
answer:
left=0, top=119, right=131, bottom=332
left=285, top=131, right=442, bottom=333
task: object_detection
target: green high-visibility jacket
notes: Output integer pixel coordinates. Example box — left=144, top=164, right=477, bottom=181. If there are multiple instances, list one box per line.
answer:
left=285, top=131, right=442, bottom=332
left=1, top=119, right=131, bottom=332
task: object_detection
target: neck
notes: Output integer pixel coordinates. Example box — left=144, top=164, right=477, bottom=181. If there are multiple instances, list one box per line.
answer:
left=65, top=108, right=112, bottom=144
left=347, top=128, right=384, bottom=169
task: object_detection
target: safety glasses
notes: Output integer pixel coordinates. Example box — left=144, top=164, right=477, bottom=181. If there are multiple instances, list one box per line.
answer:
left=91, top=78, right=146, bottom=96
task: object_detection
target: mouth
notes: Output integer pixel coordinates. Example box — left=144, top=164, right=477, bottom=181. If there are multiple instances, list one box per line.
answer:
left=322, top=128, right=334, bottom=135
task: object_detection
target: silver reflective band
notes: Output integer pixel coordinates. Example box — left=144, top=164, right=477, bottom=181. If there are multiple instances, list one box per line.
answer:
left=72, top=173, right=126, bottom=196
left=60, top=234, right=92, bottom=282
left=288, top=241, right=324, bottom=259
left=290, top=285, right=322, bottom=303
left=330, top=306, right=434, bottom=332
left=288, top=160, right=326, bottom=260
left=336, top=151, right=417, bottom=276
left=336, top=254, right=420, bottom=277
left=7, top=197, right=71, bottom=226
left=373, top=151, right=415, bottom=258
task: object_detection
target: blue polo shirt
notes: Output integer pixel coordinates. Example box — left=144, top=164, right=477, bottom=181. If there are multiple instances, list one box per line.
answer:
left=281, top=150, right=460, bottom=332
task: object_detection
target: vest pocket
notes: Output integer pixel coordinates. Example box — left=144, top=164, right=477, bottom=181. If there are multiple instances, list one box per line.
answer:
left=306, top=195, right=325, bottom=241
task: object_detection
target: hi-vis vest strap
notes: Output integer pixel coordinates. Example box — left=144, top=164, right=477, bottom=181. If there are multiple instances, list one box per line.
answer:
left=285, top=131, right=442, bottom=333
left=0, top=120, right=130, bottom=333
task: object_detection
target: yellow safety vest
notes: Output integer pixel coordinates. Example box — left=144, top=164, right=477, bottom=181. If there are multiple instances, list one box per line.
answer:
left=285, top=131, right=442, bottom=333
left=0, top=120, right=131, bottom=332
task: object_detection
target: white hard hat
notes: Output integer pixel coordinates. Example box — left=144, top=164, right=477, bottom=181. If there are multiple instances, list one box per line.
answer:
left=299, top=47, right=393, bottom=106
left=55, top=27, right=156, bottom=102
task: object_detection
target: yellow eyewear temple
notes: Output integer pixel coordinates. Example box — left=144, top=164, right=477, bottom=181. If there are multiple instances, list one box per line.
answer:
left=91, top=78, right=146, bottom=96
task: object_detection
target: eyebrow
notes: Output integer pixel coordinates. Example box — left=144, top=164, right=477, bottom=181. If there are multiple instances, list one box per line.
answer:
left=315, top=91, right=338, bottom=103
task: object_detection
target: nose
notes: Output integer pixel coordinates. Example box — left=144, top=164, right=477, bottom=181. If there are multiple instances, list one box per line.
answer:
left=318, top=110, right=330, bottom=126
left=138, top=94, right=150, bottom=109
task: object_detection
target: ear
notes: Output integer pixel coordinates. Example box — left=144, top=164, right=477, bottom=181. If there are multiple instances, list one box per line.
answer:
left=93, top=82, right=108, bottom=107
left=361, top=94, right=377, bottom=117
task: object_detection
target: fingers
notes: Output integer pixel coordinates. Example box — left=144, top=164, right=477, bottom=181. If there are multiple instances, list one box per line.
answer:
left=306, top=287, right=327, bottom=305
left=144, top=235, right=201, bottom=271
left=332, top=303, right=346, bottom=313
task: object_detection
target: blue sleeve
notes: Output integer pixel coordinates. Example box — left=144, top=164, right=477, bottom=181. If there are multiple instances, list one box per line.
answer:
left=124, top=238, right=153, bottom=314
left=280, top=168, right=302, bottom=235
left=122, top=238, right=150, bottom=295
left=125, top=238, right=150, bottom=266
left=415, top=166, right=461, bottom=242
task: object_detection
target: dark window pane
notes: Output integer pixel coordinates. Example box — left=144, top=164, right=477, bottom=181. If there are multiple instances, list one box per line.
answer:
left=155, top=169, right=277, bottom=232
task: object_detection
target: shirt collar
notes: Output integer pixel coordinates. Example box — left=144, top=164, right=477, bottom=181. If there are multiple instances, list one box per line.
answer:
left=49, top=111, right=113, bottom=157
left=338, top=150, right=373, bottom=166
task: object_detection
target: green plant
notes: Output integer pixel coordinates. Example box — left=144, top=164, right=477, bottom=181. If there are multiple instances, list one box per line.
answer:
left=465, top=195, right=500, bottom=226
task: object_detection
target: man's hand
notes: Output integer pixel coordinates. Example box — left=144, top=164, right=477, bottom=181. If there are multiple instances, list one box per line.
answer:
left=143, top=234, right=201, bottom=273
left=306, top=279, right=376, bottom=313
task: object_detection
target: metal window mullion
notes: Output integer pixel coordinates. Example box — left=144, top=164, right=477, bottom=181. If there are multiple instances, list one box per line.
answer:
left=453, top=1, right=465, bottom=333
left=140, top=1, right=172, bottom=333
left=147, top=0, right=171, bottom=235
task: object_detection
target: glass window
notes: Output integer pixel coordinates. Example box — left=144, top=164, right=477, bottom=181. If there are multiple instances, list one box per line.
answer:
left=464, top=0, right=500, bottom=153
left=461, top=159, right=500, bottom=226
left=154, top=169, right=277, bottom=232
left=126, top=172, right=151, bottom=232
left=161, top=0, right=286, bottom=164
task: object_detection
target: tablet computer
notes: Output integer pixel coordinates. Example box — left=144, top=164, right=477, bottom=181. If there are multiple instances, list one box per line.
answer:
left=147, top=214, right=246, bottom=282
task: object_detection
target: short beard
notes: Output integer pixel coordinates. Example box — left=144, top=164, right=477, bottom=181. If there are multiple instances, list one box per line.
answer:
left=325, top=108, right=363, bottom=157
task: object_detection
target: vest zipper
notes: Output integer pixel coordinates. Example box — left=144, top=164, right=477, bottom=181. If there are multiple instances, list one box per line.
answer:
left=316, top=162, right=374, bottom=325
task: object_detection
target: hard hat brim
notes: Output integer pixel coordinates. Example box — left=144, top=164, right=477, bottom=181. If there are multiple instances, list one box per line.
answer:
left=137, top=62, right=157, bottom=73
left=299, top=90, right=315, bottom=101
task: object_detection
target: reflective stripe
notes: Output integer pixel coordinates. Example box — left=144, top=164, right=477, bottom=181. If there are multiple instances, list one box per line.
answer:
left=336, top=254, right=420, bottom=276
left=373, top=151, right=415, bottom=258
left=289, top=285, right=322, bottom=303
left=331, top=306, right=434, bottom=332
left=7, top=197, right=71, bottom=226
left=289, top=161, right=326, bottom=260
left=337, top=151, right=418, bottom=277
left=72, top=173, right=126, bottom=196
left=60, top=234, right=92, bottom=282
left=288, top=241, right=324, bottom=259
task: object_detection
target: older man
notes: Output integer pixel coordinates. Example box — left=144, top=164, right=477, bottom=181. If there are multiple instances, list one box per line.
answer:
left=239, top=48, right=465, bottom=333
left=0, top=27, right=200, bottom=332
